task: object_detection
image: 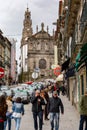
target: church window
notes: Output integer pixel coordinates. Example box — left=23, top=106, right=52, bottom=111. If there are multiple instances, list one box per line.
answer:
left=29, top=43, right=33, bottom=50
left=45, top=43, right=48, bottom=51
left=27, top=16, right=29, bottom=19
left=33, top=61, right=36, bottom=69
left=37, top=42, right=40, bottom=50
left=39, top=59, right=46, bottom=69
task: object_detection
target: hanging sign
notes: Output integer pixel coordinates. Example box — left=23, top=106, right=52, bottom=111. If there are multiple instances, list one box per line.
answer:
left=53, top=66, right=61, bottom=76
left=0, top=67, right=4, bottom=78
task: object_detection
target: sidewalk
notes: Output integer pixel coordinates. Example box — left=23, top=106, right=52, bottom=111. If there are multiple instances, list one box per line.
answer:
left=59, top=94, right=79, bottom=130
left=6, top=94, right=79, bottom=130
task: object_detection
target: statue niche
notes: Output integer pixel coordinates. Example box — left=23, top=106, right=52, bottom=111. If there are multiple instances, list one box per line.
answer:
left=39, top=59, right=46, bottom=69
left=29, top=42, right=33, bottom=50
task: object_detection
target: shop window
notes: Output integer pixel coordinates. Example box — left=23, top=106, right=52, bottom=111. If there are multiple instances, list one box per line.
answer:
left=81, top=75, right=84, bottom=95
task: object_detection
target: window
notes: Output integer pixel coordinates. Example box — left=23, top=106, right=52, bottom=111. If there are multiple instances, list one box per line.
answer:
left=81, top=75, right=84, bottom=95
left=39, top=59, right=46, bottom=69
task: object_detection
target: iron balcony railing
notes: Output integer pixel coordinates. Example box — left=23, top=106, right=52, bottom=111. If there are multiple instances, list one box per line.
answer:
left=71, top=23, right=78, bottom=56
left=80, top=1, right=87, bottom=40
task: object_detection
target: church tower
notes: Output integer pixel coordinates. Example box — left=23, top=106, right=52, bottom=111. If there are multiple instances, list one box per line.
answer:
left=21, top=7, right=33, bottom=45
left=21, top=7, right=33, bottom=76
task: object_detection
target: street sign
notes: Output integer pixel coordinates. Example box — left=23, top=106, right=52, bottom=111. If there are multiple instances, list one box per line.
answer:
left=51, top=64, right=60, bottom=69
left=32, top=72, right=38, bottom=79
left=53, top=66, right=61, bottom=76
left=0, top=67, right=4, bottom=78
left=34, top=68, right=40, bottom=73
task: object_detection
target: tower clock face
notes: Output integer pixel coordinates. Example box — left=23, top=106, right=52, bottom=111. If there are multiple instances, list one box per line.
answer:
left=39, top=59, right=46, bottom=69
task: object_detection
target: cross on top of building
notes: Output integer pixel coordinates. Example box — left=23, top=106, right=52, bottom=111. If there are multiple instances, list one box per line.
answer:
left=41, top=22, right=44, bottom=31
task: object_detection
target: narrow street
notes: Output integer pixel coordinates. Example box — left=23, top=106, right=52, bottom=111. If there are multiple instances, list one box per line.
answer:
left=6, top=94, right=79, bottom=130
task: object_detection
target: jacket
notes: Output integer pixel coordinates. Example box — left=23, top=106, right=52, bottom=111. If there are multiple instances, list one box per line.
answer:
left=48, top=96, right=64, bottom=113
left=0, top=104, right=8, bottom=121
left=31, top=96, right=45, bottom=113
left=79, top=95, right=87, bottom=115
left=12, top=103, right=24, bottom=115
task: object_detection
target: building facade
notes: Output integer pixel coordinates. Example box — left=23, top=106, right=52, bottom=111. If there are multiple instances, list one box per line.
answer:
left=55, top=0, right=87, bottom=111
left=27, top=23, right=54, bottom=80
left=0, top=30, right=12, bottom=85
left=10, top=38, right=17, bottom=83
left=21, top=8, right=55, bottom=81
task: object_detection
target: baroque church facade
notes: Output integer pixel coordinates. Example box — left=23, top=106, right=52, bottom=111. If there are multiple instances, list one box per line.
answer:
left=21, top=8, right=55, bottom=80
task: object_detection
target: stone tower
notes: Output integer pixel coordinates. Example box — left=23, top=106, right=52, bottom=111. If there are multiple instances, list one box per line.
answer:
left=21, top=7, right=33, bottom=74
left=21, top=7, right=33, bottom=45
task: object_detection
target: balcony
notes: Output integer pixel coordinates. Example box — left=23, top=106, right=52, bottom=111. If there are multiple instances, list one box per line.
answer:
left=0, top=61, right=5, bottom=68
left=5, top=61, right=11, bottom=67
left=66, top=0, right=81, bottom=37
left=74, top=0, right=81, bottom=5
left=80, top=1, right=87, bottom=42
left=71, top=31, right=76, bottom=55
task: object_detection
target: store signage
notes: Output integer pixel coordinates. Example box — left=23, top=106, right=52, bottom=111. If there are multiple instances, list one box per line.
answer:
left=0, top=67, right=4, bottom=78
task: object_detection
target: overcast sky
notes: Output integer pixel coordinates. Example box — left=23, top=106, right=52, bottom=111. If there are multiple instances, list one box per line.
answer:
left=0, top=0, right=59, bottom=70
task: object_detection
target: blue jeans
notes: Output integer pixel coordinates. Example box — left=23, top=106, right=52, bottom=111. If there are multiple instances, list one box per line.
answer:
left=14, top=118, right=21, bottom=130
left=49, top=113, right=59, bottom=130
left=33, top=111, right=43, bottom=130
left=79, top=115, right=87, bottom=130
left=4, top=117, right=11, bottom=130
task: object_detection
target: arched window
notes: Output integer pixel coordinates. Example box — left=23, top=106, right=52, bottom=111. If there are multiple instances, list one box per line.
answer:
left=39, top=59, right=46, bottom=69
left=29, top=43, right=33, bottom=50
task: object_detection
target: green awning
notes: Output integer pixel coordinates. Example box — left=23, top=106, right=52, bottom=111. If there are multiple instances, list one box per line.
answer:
left=81, top=43, right=87, bottom=54
left=76, top=52, right=81, bottom=62
left=75, top=43, right=87, bottom=71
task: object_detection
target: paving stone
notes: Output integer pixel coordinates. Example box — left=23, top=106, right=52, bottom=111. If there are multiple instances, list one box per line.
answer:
left=6, top=94, right=79, bottom=130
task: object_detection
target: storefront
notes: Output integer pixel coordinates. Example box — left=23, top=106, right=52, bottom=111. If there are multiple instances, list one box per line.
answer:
left=75, top=43, right=87, bottom=100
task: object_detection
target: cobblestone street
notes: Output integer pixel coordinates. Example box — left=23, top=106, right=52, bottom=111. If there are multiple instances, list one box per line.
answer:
left=6, top=94, right=80, bottom=130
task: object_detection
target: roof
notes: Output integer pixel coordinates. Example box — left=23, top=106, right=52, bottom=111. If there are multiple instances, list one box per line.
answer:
left=33, top=30, right=51, bottom=39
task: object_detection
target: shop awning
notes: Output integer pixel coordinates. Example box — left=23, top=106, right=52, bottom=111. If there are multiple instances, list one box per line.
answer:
left=61, top=58, right=70, bottom=71
left=75, top=43, right=87, bottom=71
left=65, top=64, right=75, bottom=79
left=75, top=52, right=81, bottom=71
left=56, top=74, right=63, bottom=82
left=80, top=43, right=87, bottom=55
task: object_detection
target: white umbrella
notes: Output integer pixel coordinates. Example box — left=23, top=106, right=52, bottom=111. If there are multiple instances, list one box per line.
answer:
left=56, top=74, right=63, bottom=81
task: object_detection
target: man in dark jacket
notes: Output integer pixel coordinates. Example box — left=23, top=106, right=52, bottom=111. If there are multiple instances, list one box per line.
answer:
left=79, top=89, right=87, bottom=130
left=31, top=90, right=46, bottom=130
left=48, top=91, right=64, bottom=130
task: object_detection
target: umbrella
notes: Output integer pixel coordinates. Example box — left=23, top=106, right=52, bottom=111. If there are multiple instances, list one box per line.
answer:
left=25, top=81, right=33, bottom=85
left=56, top=74, right=63, bottom=82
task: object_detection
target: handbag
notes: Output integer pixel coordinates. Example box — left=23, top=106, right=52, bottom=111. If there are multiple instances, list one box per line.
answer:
left=12, top=112, right=22, bottom=118
left=6, top=111, right=12, bottom=118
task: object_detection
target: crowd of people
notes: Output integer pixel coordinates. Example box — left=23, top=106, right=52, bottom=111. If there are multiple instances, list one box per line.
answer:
left=0, top=82, right=87, bottom=130
left=0, top=95, right=24, bottom=130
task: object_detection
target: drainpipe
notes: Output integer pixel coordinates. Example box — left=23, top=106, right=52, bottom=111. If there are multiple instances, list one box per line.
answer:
left=86, top=62, right=87, bottom=88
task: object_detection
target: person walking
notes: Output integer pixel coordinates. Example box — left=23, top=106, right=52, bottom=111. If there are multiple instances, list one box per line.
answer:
left=0, top=95, right=8, bottom=130
left=48, top=91, right=64, bottom=130
left=12, top=97, right=24, bottom=130
left=4, top=96, right=13, bottom=130
left=44, top=91, right=49, bottom=120
left=31, top=90, right=46, bottom=130
left=79, top=89, right=87, bottom=130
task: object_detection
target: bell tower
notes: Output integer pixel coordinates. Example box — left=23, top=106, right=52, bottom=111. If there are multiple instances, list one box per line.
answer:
left=20, top=7, right=33, bottom=76
left=21, top=7, right=33, bottom=46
